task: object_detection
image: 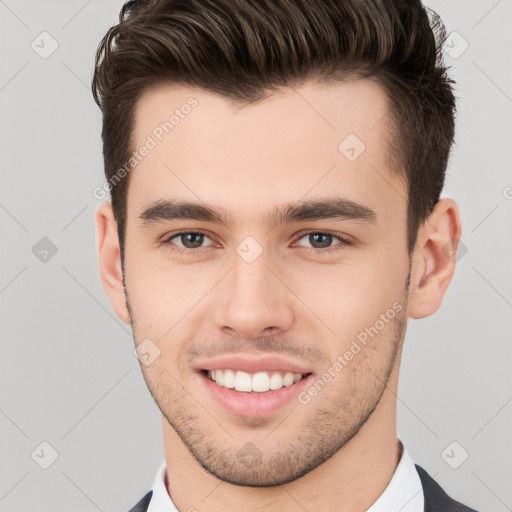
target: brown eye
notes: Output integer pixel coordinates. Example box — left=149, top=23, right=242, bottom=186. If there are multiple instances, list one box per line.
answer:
left=177, top=233, right=205, bottom=249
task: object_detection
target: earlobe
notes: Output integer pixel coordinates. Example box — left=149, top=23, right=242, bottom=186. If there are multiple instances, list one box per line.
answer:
left=407, top=198, right=462, bottom=320
left=95, top=201, right=131, bottom=324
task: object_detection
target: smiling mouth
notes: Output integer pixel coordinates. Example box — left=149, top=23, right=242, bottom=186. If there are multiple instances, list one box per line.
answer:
left=201, top=368, right=313, bottom=393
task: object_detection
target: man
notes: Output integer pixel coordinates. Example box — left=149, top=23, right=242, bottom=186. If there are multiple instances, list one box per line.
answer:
left=92, top=0, right=478, bottom=510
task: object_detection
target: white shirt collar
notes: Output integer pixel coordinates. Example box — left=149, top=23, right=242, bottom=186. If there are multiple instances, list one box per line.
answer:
left=366, top=439, right=424, bottom=511
left=147, top=458, right=179, bottom=512
left=147, top=437, right=424, bottom=512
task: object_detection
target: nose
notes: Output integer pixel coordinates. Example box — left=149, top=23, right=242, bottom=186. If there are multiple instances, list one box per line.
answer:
left=212, top=252, right=295, bottom=339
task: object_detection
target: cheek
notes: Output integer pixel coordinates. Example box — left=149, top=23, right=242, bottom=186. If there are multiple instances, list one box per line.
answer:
left=126, top=255, right=211, bottom=322
left=288, top=257, right=407, bottom=344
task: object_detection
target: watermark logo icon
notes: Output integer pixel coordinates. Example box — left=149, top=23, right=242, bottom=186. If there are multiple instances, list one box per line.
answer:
left=338, top=134, right=366, bottom=162
left=133, top=338, right=161, bottom=366
left=31, top=32, right=59, bottom=59
left=32, top=237, right=58, bottom=263
left=237, top=442, right=263, bottom=468
left=441, top=441, right=469, bottom=469
left=442, top=237, right=468, bottom=262
left=31, top=441, right=59, bottom=469
left=236, top=236, right=263, bottom=264
left=443, top=32, right=469, bottom=59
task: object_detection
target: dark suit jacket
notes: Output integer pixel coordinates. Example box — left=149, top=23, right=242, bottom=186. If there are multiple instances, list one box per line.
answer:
left=128, top=464, right=479, bottom=511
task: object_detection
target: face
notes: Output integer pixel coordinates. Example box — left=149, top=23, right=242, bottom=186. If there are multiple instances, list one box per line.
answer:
left=120, top=80, right=413, bottom=486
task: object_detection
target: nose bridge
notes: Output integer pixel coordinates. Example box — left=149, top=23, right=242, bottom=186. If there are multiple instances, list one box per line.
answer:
left=232, top=250, right=274, bottom=301
left=212, top=246, right=294, bottom=337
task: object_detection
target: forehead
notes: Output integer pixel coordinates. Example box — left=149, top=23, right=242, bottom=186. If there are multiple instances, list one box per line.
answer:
left=128, top=80, right=406, bottom=229
left=133, top=79, right=392, bottom=151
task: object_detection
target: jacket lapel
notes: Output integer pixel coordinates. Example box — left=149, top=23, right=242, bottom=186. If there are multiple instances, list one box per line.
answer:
left=128, top=490, right=152, bottom=512
left=415, top=464, right=478, bottom=512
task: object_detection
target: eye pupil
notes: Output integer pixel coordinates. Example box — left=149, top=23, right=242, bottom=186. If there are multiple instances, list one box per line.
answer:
left=182, top=233, right=204, bottom=248
left=310, top=233, right=332, bottom=248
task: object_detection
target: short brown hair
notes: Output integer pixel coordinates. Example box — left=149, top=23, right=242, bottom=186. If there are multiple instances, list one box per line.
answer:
left=92, top=0, right=456, bottom=266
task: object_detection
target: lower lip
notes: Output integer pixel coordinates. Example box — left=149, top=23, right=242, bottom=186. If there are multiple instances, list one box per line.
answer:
left=199, top=371, right=314, bottom=417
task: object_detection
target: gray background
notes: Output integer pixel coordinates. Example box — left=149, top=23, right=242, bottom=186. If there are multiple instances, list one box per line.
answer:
left=1, top=1, right=511, bottom=511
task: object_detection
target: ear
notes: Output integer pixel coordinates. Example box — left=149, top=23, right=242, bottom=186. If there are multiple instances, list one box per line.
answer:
left=407, top=198, right=462, bottom=319
left=95, top=201, right=131, bottom=324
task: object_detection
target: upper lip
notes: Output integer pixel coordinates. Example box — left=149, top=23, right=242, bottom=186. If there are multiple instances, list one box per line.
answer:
left=195, top=354, right=314, bottom=375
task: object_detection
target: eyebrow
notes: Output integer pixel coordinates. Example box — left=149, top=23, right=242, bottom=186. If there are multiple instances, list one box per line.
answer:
left=138, top=196, right=378, bottom=229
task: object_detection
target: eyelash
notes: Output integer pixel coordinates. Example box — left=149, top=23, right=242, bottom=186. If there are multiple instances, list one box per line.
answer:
left=160, top=229, right=353, bottom=255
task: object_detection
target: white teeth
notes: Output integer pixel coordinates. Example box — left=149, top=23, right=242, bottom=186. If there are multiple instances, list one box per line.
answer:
left=282, top=372, right=294, bottom=386
left=207, top=369, right=305, bottom=392
left=252, top=372, right=270, bottom=392
left=269, top=372, right=283, bottom=390
left=223, top=369, right=235, bottom=388
left=234, top=371, right=252, bottom=392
